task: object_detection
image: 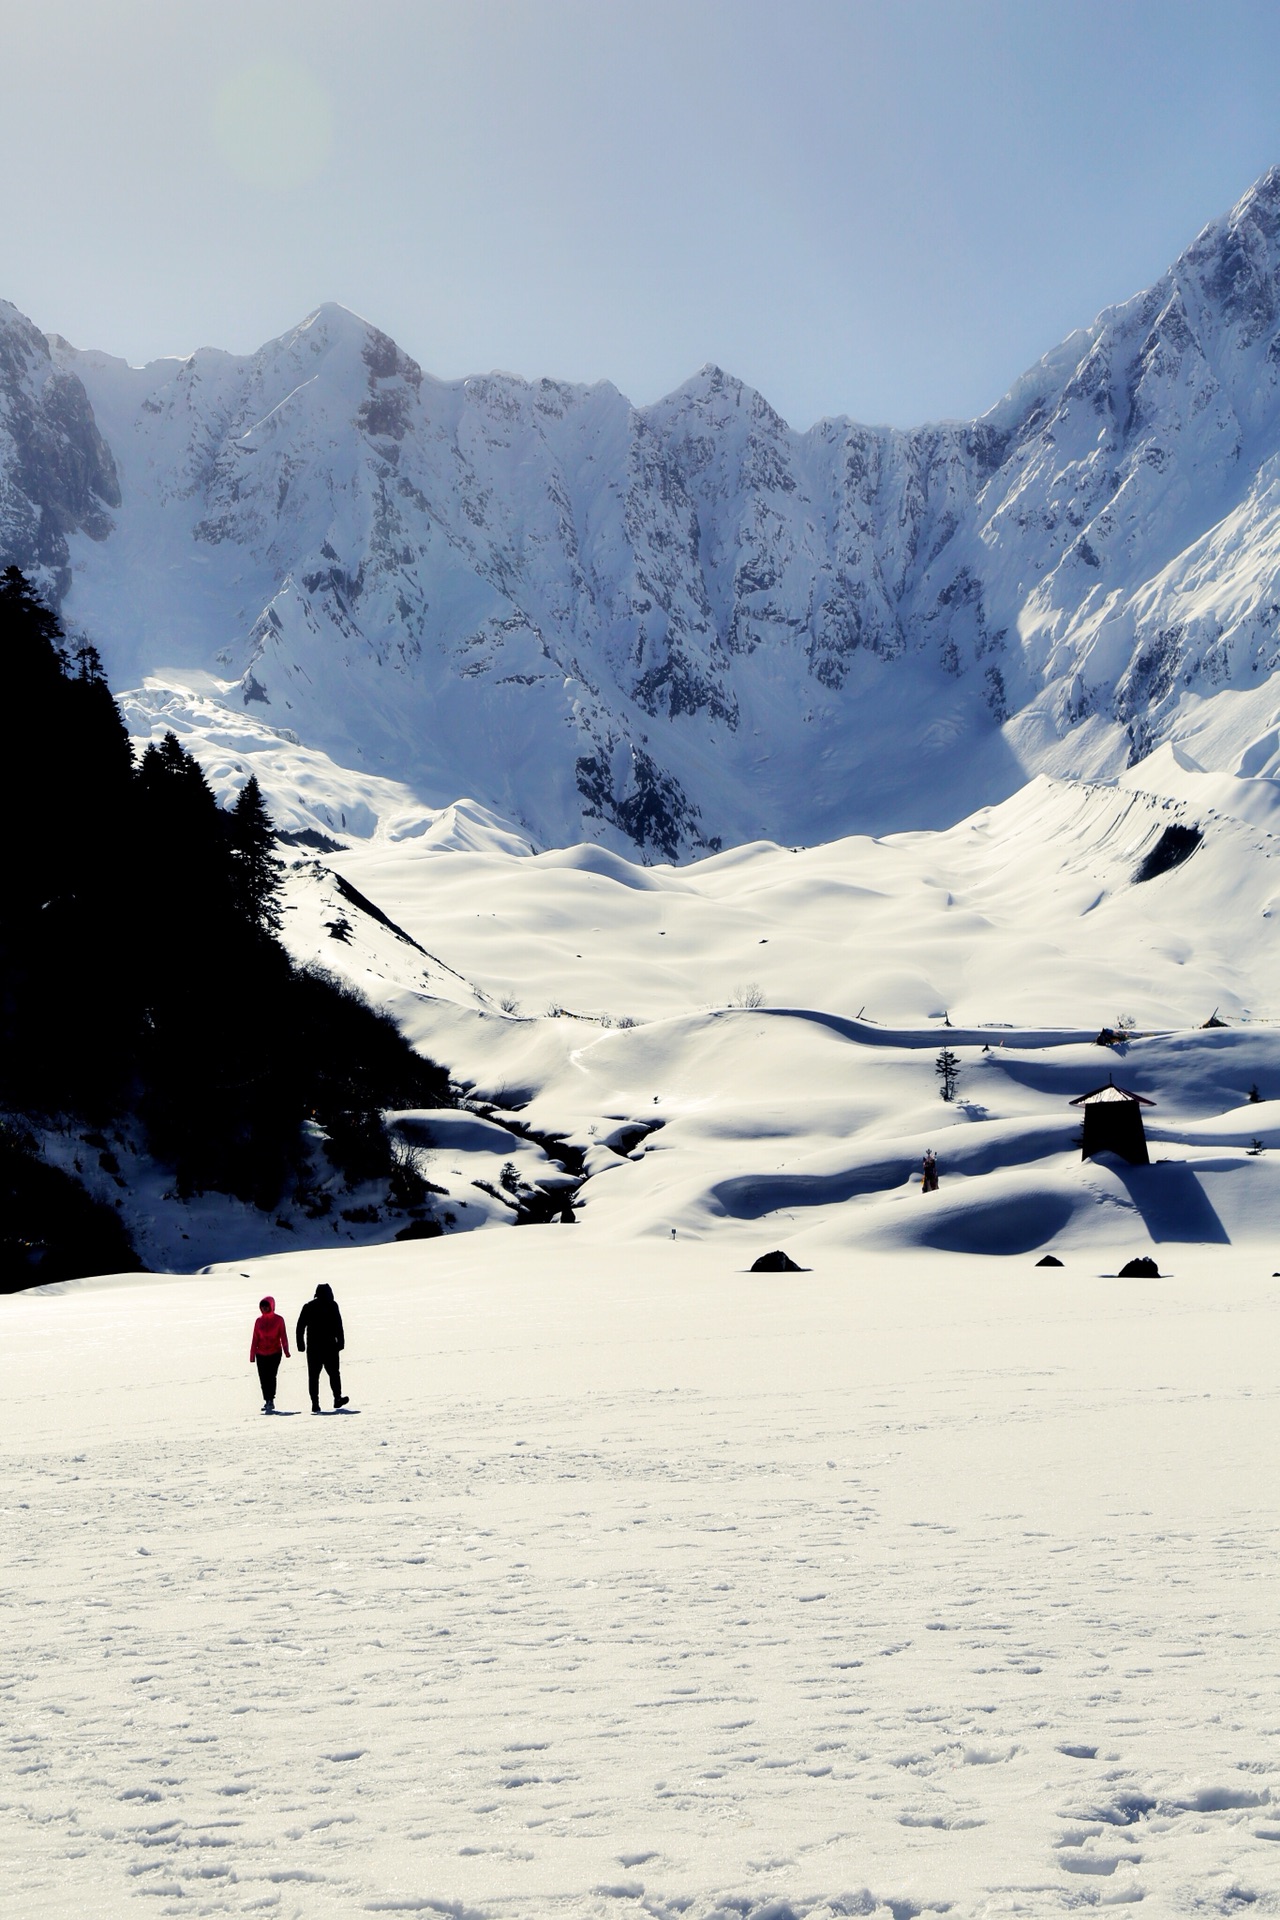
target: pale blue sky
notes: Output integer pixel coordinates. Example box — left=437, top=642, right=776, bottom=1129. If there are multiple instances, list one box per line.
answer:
left=7, top=0, right=1280, bottom=427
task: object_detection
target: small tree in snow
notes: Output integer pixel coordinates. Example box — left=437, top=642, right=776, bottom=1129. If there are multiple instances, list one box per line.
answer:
left=936, top=1047, right=960, bottom=1102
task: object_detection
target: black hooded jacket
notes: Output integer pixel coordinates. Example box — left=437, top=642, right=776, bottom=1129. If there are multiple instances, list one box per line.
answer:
left=297, top=1284, right=344, bottom=1354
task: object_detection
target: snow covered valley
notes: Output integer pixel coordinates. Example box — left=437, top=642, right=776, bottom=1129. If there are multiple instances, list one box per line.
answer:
left=7, top=743, right=1280, bottom=1915
left=68, top=728, right=1280, bottom=1275
left=12, top=155, right=1280, bottom=1920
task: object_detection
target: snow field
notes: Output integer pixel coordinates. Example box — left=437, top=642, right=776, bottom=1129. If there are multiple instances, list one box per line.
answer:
left=4, top=1236, right=1280, bottom=1918
left=37, top=743, right=1280, bottom=1275
left=10, top=603, right=1280, bottom=1914
left=311, top=769, right=1280, bottom=1033
left=269, top=778, right=1280, bottom=1265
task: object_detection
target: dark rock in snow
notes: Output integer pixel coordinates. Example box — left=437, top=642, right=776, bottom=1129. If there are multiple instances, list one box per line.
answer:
left=750, top=1249, right=805, bottom=1272
left=277, top=827, right=347, bottom=852
left=394, top=1218, right=443, bottom=1241
left=1118, top=1255, right=1161, bottom=1277
left=1035, top=1254, right=1064, bottom=1267
left=1133, top=823, right=1202, bottom=883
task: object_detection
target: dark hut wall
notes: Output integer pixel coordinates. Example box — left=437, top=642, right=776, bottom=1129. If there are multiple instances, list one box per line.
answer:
left=1080, top=1101, right=1150, bottom=1166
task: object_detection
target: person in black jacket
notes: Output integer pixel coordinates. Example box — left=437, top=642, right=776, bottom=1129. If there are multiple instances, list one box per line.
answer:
left=297, top=1282, right=349, bottom=1412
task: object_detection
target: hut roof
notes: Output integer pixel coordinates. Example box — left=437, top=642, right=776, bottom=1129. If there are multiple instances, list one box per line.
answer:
left=1069, top=1080, right=1155, bottom=1107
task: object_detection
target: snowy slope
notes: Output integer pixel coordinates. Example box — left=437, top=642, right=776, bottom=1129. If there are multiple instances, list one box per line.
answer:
left=10, top=169, right=1280, bottom=852
left=6, top=1238, right=1280, bottom=1918
left=39, top=745, right=1280, bottom=1275
left=248, top=766, right=1280, bottom=1270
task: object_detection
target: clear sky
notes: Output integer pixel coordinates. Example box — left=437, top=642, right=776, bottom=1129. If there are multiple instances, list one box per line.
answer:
left=7, top=0, right=1280, bottom=429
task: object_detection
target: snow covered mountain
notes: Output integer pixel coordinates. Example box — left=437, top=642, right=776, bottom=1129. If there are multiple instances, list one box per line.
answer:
left=12, top=167, right=1280, bottom=852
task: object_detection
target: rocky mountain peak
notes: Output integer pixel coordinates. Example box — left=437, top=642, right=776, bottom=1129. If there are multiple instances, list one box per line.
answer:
left=0, top=303, right=119, bottom=595
left=12, top=169, right=1280, bottom=854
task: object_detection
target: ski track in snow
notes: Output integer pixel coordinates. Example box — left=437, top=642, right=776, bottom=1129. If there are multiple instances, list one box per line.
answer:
left=4, top=1242, right=1280, bottom=1918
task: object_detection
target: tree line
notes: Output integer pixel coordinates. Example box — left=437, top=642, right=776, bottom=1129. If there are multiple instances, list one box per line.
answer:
left=0, top=567, right=451, bottom=1284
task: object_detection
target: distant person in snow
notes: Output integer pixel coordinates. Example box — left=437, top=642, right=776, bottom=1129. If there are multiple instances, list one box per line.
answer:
left=250, top=1295, right=290, bottom=1412
left=921, top=1149, right=939, bottom=1193
left=297, top=1282, right=348, bottom=1413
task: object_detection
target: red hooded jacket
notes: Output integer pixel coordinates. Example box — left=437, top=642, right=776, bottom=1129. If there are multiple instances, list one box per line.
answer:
left=250, top=1297, right=291, bottom=1361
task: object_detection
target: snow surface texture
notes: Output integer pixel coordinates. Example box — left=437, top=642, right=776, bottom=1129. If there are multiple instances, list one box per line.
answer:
left=5, top=1240, right=1280, bottom=1918
left=12, top=169, right=1280, bottom=852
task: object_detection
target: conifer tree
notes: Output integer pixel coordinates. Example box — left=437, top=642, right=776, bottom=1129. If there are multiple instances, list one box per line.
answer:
left=0, top=567, right=454, bottom=1277
left=228, top=776, right=284, bottom=932
left=136, top=731, right=236, bottom=931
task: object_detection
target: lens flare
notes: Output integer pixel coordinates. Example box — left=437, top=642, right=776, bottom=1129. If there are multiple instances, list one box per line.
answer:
left=212, top=62, right=333, bottom=192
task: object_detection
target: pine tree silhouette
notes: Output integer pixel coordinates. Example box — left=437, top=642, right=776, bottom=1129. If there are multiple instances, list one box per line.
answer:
left=0, top=569, right=454, bottom=1285
left=228, top=776, right=284, bottom=932
left=935, top=1047, right=961, bottom=1102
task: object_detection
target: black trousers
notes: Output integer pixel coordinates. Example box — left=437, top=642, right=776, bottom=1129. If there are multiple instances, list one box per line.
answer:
left=307, top=1346, right=343, bottom=1407
left=256, top=1354, right=281, bottom=1402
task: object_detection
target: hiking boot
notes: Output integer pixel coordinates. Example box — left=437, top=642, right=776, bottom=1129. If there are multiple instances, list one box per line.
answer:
left=311, top=1403, right=322, bottom=1414
left=263, top=1402, right=274, bottom=1413
left=334, top=1395, right=350, bottom=1408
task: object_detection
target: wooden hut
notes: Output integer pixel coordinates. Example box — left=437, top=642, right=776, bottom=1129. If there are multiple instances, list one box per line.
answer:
left=1069, top=1079, right=1154, bottom=1165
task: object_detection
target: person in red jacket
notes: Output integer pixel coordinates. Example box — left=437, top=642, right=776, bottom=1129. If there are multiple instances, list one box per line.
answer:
left=249, top=1295, right=290, bottom=1412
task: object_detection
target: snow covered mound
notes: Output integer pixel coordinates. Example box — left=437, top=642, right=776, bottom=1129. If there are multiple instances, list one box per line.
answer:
left=12, top=168, right=1280, bottom=852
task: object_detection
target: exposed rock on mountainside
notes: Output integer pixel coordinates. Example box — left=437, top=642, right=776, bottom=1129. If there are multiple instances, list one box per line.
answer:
left=0, top=303, right=118, bottom=594
left=10, top=169, right=1280, bottom=851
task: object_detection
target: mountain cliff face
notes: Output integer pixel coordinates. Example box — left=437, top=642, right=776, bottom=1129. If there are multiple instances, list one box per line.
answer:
left=10, top=169, right=1280, bottom=853
left=0, top=302, right=119, bottom=595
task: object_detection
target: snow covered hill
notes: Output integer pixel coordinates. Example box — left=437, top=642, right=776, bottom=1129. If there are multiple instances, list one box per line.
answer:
left=12, top=169, right=1280, bottom=852
left=266, top=766, right=1280, bottom=1266
left=45, top=749, right=1275, bottom=1276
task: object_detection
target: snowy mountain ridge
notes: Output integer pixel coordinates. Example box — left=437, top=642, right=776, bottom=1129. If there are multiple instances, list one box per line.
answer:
left=11, top=168, right=1280, bottom=850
